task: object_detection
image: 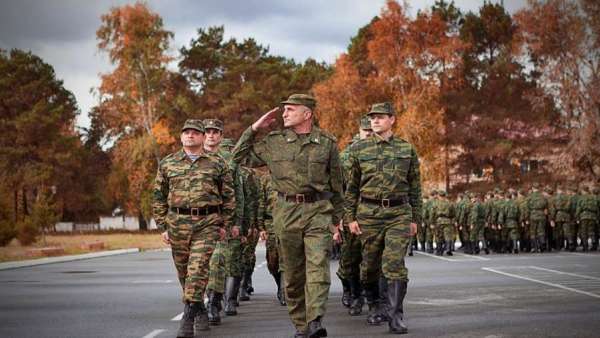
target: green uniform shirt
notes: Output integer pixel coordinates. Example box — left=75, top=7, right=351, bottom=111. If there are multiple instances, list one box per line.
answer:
left=152, top=149, right=235, bottom=232
left=343, top=134, right=422, bottom=224
left=233, top=126, right=344, bottom=224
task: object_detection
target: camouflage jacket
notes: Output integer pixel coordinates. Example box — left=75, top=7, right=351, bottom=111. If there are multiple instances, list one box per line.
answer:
left=526, top=191, right=548, bottom=221
left=152, top=149, right=235, bottom=232
left=343, top=134, right=422, bottom=224
left=500, top=199, right=520, bottom=227
left=469, top=202, right=486, bottom=226
left=576, top=194, right=599, bottom=221
left=550, top=194, right=575, bottom=223
left=233, top=126, right=344, bottom=224
left=431, top=199, right=454, bottom=226
left=455, top=198, right=471, bottom=226
left=257, top=173, right=276, bottom=232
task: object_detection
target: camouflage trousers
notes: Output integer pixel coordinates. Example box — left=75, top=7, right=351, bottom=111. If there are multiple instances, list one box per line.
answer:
left=459, top=224, right=470, bottom=244
left=265, top=219, right=281, bottom=276
left=579, top=219, right=598, bottom=244
left=357, top=203, right=412, bottom=284
left=168, top=213, right=220, bottom=303
left=336, top=228, right=362, bottom=281
left=529, top=219, right=547, bottom=240
left=242, top=230, right=260, bottom=274
left=439, top=223, right=454, bottom=242
left=207, top=241, right=226, bottom=293
left=273, top=198, right=333, bottom=332
left=417, top=224, right=427, bottom=244
left=469, top=223, right=485, bottom=242
left=558, top=221, right=577, bottom=242
left=501, top=224, right=520, bottom=241
left=225, top=238, right=243, bottom=278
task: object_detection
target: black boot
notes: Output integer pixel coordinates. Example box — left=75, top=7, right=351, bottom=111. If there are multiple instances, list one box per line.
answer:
left=340, top=277, right=352, bottom=308
left=367, top=277, right=388, bottom=325
left=513, top=240, right=519, bottom=254
left=224, top=277, right=238, bottom=315
left=246, top=269, right=255, bottom=295
left=348, top=275, right=363, bottom=316
left=445, top=240, right=453, bottom=256
left=207, top=290, right=222, bottom=325
left=408, top=241, right=414, bottom=256
left=387, top=280, right=408, bottom=334
left=177, top=302, right=196, bottom=338
left=239, top=273, right=250, bottom=301
left=435, top=241, right=443, bottom=256
left=307, top=316, right=327, bottom=338
left=193, top=302, right=210, bottom=335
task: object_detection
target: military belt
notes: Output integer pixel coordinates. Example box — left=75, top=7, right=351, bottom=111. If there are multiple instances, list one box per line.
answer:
left=170, top=205, right=221, bottom=216
left=360, top=195, right=409, bottom=208
left=263, top=215, right=273, bottom=220
left=277, top=191, right=333, bottom=203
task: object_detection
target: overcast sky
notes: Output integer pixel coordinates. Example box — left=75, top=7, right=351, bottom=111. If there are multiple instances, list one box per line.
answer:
left=0, top=0, right=527, bottom=129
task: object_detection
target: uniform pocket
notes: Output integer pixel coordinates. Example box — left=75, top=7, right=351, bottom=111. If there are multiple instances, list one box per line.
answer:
left=270, top=153, right=294, bottom=179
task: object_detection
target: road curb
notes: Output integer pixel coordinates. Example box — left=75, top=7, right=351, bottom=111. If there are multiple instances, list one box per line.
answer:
left=0, top=248, right=140, bottom=271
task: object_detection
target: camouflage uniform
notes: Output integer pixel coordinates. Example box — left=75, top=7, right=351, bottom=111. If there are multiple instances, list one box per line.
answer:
left=456, top=195, right=472, bottom=254
left=239, top=166, right=260, bottom=300
left=233, top=94, right=344, bottom=334
left=576, top=188, right=600, bottom=251
left=550, top=189, right=576, bottom=251
left=430, top=192, right=455, bottom=255
left=153, top=119, right=235, bottom=335
left=500, top=195, right=520, bottom=253
left=469, top=197, right=488, bottom=254
left=344, top=103, right=422, bottom=333
left=526, top=186, right=549, bottom=252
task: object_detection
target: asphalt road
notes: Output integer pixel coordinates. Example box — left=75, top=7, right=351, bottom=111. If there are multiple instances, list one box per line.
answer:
left=1, top=244, right=599, bottom=338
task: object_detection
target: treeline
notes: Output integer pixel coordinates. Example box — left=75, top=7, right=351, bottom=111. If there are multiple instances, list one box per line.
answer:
left=1, top=0, right=599, bottom=246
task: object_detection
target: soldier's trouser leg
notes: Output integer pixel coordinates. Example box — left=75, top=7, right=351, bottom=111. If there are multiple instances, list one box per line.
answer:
left=169, top=217, right=219, bottom=303
left=275, top=199, right=332, bottom=332
left=207, top=241, right=226, bottom=294
left=266, top=230, right=280, bottom=277
left=443, top=225, right=454, bottom=255
left=580, top=220, right=592, bottom=250
left=225, top=238, right=243, bottom=278
left=533, top=219, right=547, bottom=252
left=337, top=230, right=362, bottom=307
left=563, top=222, right=575, bottom=251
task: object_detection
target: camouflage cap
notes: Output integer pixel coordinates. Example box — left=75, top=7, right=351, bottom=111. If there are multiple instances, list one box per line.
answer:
left=439, top=190, right=447, bottom=197
left=181, top=119, right=205, bottom=133
left=281, top=93, right=316, bottom=110
left=203, top=118, right=224, bottom=131
left=359, top=115, right=372, bottom=130
left=366, top=102, right=395, bottom=116
left=220, top=138, right=236, bottom=148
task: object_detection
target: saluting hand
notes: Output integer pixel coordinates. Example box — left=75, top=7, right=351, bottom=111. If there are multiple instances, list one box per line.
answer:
left=252, top=107, right=280, bottom=131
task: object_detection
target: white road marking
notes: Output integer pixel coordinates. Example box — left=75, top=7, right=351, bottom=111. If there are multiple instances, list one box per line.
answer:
left=453, top=252, right=491, bottom=261
left=482, top=267, right=600, bottom=299
left=414, top=250, right=485, bottom=262
left=172, top=312, right=183, bottom=321
left=131, top=280, right=174, bottom=284
left=142, top=329, right=165, bottom=338
left=254, top=260, right=267, bottom=271
left=528, top=266, right=600, bottom=282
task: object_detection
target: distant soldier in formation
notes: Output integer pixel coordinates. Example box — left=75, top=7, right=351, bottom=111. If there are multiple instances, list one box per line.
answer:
left=430, top=191, right=455, bottom=256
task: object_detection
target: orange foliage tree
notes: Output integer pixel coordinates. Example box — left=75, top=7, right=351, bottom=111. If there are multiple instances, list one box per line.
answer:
left=95, top=1, right=175, bottom=223
left=314, top=0, right=466, bottom=185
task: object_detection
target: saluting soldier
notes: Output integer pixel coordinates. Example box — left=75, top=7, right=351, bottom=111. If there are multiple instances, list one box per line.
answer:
left=233, top=94, right=343, bottom=338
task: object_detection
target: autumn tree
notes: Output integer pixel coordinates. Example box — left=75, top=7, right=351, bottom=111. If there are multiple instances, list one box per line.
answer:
left=315, top=0, right=467, bottom=185
left=515, top=0, right=600, bottom=181
left=95, top=2, right=174, bottom=224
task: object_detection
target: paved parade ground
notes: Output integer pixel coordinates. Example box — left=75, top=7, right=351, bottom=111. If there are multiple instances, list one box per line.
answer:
left=1, top=243, right=600, bottom=338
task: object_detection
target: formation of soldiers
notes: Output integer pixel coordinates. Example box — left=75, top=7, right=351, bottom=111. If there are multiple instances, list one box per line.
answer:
left=413, top=184, right=600, bottom=256
left=154, top=95, right=423, bottom=337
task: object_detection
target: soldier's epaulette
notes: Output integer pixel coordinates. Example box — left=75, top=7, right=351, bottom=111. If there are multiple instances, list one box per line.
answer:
left=318, top=129, right=338, bottom=142
left=266, top=130, right=284, bottom=137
